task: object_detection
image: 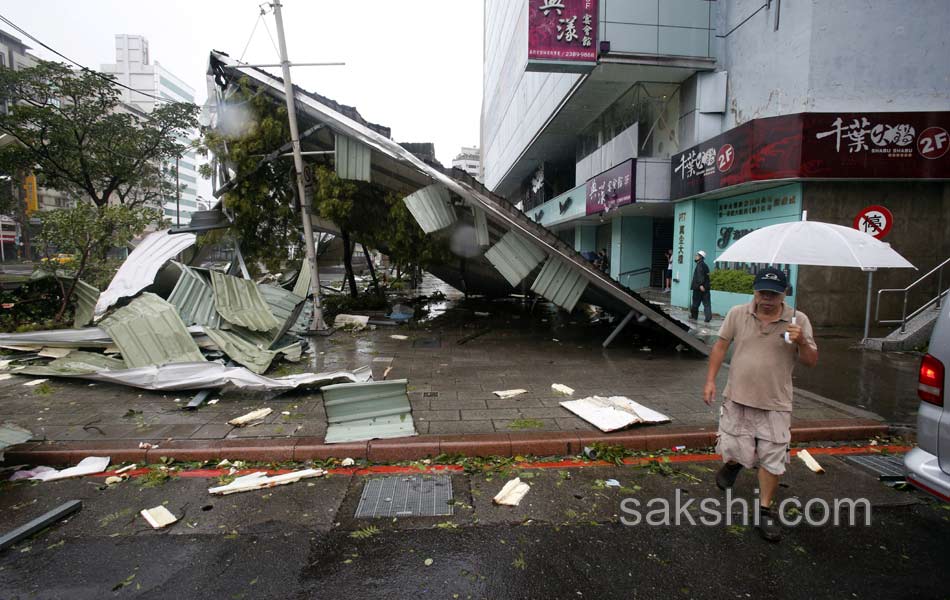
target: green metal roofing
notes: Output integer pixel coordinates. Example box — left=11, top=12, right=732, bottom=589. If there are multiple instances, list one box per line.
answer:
left=472, top=206, right=490, bottom=248
left=258, top=284, right=305, bottom=330
left=335, top=133, right=372, bottom=182
left=210, top=271, right=281, bottom=332
left=71, top=279, right=99, bottom=328
left=99, top=293, right=206, bottom=368
left=167, top=263, right=222, bottom=328
left=19, top=350, right=127, bottom=376
left=484, top=231, right=548, bottom=288
left=321, top=379, right=416, bottom=444
left=292, top=260, right=312, bottom=298
left=530, top=257, right=589, bottom=313
left=203, top=324, right=301, bottom=374
left=403, top=184, right=456, bottom=233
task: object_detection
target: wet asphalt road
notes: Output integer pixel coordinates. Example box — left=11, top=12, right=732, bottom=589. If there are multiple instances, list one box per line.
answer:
left=0, top=455, right=947, bottom=599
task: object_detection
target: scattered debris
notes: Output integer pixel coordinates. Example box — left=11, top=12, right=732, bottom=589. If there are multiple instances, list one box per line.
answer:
left=0, top=500, right=82, bottom=551
left=208, top=398, right=220, bottom=405
left=388, top=304, right=414, bottom=322
left=382, top=366, right=393, bottom=380
left=334, top=314, right=370, bottom=330
left=0, top=423, right=32, bottom=461
left=673, top=445, right=686, bottom=452
left=38, top=347, right=72, bottom=359
left=560, top=396, right=670, bottom=432
left=341, top=458, right=356, bottom=467
left=551, top=383, right=574, bottom=396
left=228, top=408, right=273, bottom=427
left=140, top=506, right=178, bottom=529
left=104, top=476, right=124, bottom=485
left=389, top=334, right=409, bottom=341
left=493, top=478, right=530, bottom=506
left=604, top=479, right=621, bottom=488
left=22, top=379, right=49, bottom=387
left=322, top=379, right=415, bottom=444
left=114, top=464, right=137, bottom=474
left=10, top=456, right=110, bottom=482
left=797, top=449, right=825, bottom=474
left=138, top=442, right=156, bottom=450
left=493, top=389, right=527, bottom=399
left=208, top=469, right=325, bottom=495
left=474, top=311, right=490, bottom=317
left=640, top=346, right=652, bottom=352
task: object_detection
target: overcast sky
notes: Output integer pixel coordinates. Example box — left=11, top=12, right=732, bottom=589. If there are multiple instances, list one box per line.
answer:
left=0, top=0, right=484, bottom=198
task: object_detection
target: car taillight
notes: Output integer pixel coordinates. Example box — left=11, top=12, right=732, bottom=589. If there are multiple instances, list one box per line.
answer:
left=918, top=354, right=944, bottom=407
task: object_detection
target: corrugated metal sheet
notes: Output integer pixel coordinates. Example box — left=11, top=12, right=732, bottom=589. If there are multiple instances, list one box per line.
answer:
left=484, top=231, right=548, bottom=288
left=335, top=133, right=372, bottom=182
left=19, top=350, right=127, bottom=376
left=292, top=260, right=311, bottom=298
left=71, top=279, right=99, bottom=328
left=167, top=263, right=221, bottom=328
left=95, top=229, right=196, bottom=317
left=258, top=284, right=304, bottom=329
left=472, top=206, right=490, bottom=248
left=321, top=379, right=416, bottom=444
left=204, top=327, right=300, bottom=374
left=210, top=271, right=281, bottom=332
left=99, top=293, right=206, bottom=368
left=531, top=257, right=589, bottom=313
left=403, top=184, right=456, bottom=233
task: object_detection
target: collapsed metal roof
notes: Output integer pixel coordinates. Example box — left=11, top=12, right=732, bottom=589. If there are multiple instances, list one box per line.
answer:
left=208, top=51, right=710, bottom=355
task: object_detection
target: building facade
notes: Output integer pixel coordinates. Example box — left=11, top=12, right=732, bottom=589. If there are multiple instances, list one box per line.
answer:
left=452, top=146, right=482, bottom=180
left=482, top=0, right=950, bottom=326
left=102, top=34, right=200, bottom=225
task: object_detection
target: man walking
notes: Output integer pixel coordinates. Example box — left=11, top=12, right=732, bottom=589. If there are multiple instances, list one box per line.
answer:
left=702, top=267, right=818, bottom=541
left=690, top=250, right=712, bottom=323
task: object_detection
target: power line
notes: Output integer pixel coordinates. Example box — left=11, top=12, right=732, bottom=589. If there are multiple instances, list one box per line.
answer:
left=0, top=13, right=180, bottom=105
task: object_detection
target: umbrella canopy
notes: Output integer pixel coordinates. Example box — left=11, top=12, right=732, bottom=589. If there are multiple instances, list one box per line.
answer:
left=715, top=220, right=915, bottom=269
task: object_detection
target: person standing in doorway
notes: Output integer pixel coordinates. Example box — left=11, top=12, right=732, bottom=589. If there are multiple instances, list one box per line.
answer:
left=702, top=267, right=818, bottom=542
left=690, top=250, right=711, bottom=323
left=664, top=249, right=673, bottom=292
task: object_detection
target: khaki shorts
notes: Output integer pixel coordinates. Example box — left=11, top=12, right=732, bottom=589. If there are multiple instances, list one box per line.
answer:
left=716, top=399, right=791, bottom=475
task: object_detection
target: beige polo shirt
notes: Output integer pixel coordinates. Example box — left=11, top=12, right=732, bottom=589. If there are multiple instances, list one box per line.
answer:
left=718, top=300, right=817, bottom=412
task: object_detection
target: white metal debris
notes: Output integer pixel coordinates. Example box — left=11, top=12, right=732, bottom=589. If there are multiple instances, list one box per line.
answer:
left=797, top=449, right=825, bottom=474
left=341, top=458, right=355, bottom=467
left=228, top=408, right=272, bottom=427
left=0, top=374, right=13, bottom=381
left=493, top=389, right=527, bottom=399
left=389, top=334, right=409, bottom=341
left=38, top=347, right=72, bottom=359
left=94, top=229, right=196, bottom=318
left=560, top=396, right=670, bottom=432
left=207, top=469, right=326, bottom=495
left=334, top=314, right=370, bottom=330
left=551, top=383, right=574, bottom=395
left=493, top=477, right=530, bottom=506
left=114, top=464, right=137, bottom=475
left=10, top=456, right=110, bottom=482
left=22, top=379, right=49, bottom=387
left=140, top=506, right=178, bottom=529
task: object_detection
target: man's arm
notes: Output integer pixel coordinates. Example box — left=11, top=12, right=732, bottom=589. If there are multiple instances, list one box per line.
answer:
left=703, top=338, right=730, bottom=405
left=787, top=324, right=818, bottom=367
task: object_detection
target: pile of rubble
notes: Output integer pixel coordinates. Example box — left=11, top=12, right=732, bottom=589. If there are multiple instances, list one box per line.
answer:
left=0, top=229, right=370, bottom=395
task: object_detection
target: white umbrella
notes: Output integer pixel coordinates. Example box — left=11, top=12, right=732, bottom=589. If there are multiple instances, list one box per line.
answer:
left=715, top=219, right=915, bottom=269
left=714, top=213, right=915, bottom=341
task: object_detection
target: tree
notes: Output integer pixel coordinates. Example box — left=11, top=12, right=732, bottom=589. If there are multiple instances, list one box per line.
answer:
left=0, top=60, right=198, bottom=209
left=198, top=83, right=301, bottom=273
left=36, top=202, right=160, bottom=321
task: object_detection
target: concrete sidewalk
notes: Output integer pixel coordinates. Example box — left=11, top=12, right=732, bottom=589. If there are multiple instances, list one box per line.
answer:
left=0, top=295, right=887, bottom=464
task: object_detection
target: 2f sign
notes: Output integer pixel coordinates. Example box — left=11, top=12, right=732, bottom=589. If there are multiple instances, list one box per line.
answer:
left=918, top=127, right=950, bottom=159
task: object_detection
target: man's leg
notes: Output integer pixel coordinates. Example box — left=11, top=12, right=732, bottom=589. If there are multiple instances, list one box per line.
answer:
left=755, top=440, right=788, bottom=542
left=758, top=467, right=780, bottom=508
left=690, top=290, right=700, bottom=320
left=703, top=290, right=712, bottom=322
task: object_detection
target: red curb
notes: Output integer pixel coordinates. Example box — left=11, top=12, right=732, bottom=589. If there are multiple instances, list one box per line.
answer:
left=3, top=419, right=891, bottom=466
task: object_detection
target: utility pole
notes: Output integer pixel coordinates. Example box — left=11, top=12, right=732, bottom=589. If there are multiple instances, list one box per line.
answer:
left=271, top=0, right=328, bottom=332
left=175, top=155, right=181, bottom=228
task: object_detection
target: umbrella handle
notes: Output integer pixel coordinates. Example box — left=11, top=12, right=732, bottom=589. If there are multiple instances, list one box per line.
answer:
left=784, top=315, right=797, bottom=344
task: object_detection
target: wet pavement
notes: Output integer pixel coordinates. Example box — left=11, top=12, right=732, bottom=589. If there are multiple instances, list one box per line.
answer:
left=0, top=451, right=945, bottom=599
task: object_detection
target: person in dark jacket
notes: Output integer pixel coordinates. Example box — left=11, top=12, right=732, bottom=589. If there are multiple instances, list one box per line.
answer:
left=690, top=250, right=712, bottom=323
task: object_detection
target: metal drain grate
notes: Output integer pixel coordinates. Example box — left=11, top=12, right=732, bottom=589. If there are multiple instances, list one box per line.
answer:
left=846, top=454, right=906, bottom=481
left=355, top=475, right=454, bottom=518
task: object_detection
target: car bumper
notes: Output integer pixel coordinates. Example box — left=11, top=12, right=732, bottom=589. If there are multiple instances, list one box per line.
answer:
left=905, top=447, right=950, bottom=502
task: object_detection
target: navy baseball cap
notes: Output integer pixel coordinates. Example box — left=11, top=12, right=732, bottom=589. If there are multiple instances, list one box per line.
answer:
left=753, top=267, right=788, bottom=293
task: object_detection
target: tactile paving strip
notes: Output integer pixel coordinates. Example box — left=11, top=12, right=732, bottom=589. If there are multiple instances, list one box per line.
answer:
left=355, top=475, right=454, bottom=518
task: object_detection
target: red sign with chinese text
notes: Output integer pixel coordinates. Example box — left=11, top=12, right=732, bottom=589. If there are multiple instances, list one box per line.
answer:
left=853, top=205, right=893, bottom=239
left=586, top=159, right=635, bottom=215
left=671, top=112, right=950, bottom=200
left=527, top=0, right=597, bottom=72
